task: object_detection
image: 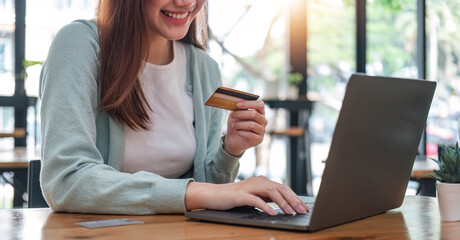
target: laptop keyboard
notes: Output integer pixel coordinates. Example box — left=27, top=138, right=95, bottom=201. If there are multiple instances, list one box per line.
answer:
left=242, top=202, right=315, bottom=224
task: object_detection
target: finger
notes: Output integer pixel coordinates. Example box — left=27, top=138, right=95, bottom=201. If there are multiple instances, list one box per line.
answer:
left=265, top=187, right=296, bottom=215
left=236, top=100, right=265, bottom=115
left=234, top=130, right=264, bottom=145
left=233, top=121, right=265, bottom=135
left=246, top=195, right=278, bottom=216
left=278, top=187, right=309, bottom=214
left=231, top=110, right=267, bottom=127
left=286, top=187, right=310, bottom=211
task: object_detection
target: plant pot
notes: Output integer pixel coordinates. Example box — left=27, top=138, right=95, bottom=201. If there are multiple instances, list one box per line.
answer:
left=286, top=86, right=299, bottom=100
left=263, top=80, right=279, bottom=100
left=437, top=182, right=460, bottom=221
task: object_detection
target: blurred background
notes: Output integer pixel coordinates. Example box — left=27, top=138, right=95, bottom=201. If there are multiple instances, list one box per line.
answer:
left=1, top=0, right=459, bottom=208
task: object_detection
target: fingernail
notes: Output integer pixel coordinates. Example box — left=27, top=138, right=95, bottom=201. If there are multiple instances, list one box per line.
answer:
left=269, top=208, right=278, bottom=216
left=237, top=101, right=245, bottom=108
left=296, top=205, right=307, bottom=214
left=285, top=206, right=294, bottom=215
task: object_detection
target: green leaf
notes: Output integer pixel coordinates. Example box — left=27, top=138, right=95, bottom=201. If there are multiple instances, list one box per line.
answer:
left=423, top=172, right=442, bottom=181
left=429, top=157, right=442, bottom=168
left=453, top=175, right=460, bottom=183
left=441, top=146, right=454, bottom=164
left=456, top=144, right=460, bottom=175
left=287, top=72, right=303, bottom=86
left=23, top=60, right=44, bottom=69
left=439, top=144, right=460, bottom=177
left=440, top=171, right=453, bottom=183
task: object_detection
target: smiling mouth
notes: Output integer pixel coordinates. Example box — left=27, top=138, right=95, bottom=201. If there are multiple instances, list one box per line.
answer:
left=161, top=10, right=189, bottom=20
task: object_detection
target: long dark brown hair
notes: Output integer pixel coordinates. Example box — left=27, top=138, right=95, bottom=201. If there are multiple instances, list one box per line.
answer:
left=97, top=0, right=208, bottom=130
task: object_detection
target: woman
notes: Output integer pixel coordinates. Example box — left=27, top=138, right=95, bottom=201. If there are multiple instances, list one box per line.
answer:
left=39, top=0, right=309, bottom=216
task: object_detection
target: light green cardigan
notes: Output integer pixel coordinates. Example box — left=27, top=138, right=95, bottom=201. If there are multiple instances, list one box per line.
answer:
left=39, top=20, right=240, bottom=215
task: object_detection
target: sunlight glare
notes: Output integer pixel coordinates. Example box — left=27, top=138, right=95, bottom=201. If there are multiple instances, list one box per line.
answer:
left=210, top=0, right=281, bottom=57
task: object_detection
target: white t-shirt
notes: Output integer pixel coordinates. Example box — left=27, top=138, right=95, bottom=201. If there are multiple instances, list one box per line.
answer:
left=122, top=41, right=196, bottom=178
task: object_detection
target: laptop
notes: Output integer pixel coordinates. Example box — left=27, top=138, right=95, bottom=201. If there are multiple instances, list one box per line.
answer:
left=185, top=74, right=436, bottom=232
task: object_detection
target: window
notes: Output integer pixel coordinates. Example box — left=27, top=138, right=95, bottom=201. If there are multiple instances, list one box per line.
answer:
left=19, top=0, right=98, bottom=148
left=208, top=0, right=288, bottom=97
left=0, top=0, right=15, bottom=96
left=307, top=0, right=355, bottom=194
left=426, top=0, right=460, bottom=157
left=0, top=44, right=5, bottom=71
left=0, top=0, right=99, bottom=149
left=25, top=0, right=98, bottom=97
left=0, top=0, right=11, bottom=8
left=367, top=0, right=417, bottom=78
left=208, top=0, right=291, bottom=182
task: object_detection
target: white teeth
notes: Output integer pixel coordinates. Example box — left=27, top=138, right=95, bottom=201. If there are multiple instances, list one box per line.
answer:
left=164, top=11, right=188, bottom=20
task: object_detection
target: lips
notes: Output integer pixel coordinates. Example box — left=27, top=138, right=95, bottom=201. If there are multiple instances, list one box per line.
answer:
left=161, top=10, right=190, bottom=20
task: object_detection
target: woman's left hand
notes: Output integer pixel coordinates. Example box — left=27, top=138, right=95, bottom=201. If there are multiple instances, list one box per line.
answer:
left=224, top=100, right=267, bottom=156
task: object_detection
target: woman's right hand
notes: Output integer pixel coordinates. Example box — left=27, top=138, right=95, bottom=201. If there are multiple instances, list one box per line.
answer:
left=184, top=176, right=309, bottom=216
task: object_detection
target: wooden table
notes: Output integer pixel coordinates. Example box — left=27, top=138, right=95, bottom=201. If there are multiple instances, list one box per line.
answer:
left=0, top=196, right=458, bottom=240
left=411, top=157, right=438, bottom=178
left=0, top=147, right=40, bottom=207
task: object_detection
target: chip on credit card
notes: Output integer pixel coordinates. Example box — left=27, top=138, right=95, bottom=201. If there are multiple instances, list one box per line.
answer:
left=205, top=87, right=259, bottom=111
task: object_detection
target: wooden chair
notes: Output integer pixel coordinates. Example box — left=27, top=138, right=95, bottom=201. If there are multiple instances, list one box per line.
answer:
left=0, top=128, right=26, bottom=138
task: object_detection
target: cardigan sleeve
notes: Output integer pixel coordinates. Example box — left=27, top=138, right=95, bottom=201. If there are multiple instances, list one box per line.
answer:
left=39, top=20, right=192, bottom=215
left=185, top=46, right=241, bottom=183
left=204, top=75, right=241, bottom=183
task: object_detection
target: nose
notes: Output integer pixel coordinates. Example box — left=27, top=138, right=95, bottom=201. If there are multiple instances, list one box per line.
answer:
left=174, top=0, right=197, bottom=8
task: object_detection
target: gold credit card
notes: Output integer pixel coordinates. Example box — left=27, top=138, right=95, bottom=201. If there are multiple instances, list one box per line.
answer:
left=205, top=87, right=259, bottom=111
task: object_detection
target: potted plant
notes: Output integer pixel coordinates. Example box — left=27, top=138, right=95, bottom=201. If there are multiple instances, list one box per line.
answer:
left=286, top=72, right=303, bottom=100
left=425, top=142, right=460, bottom=221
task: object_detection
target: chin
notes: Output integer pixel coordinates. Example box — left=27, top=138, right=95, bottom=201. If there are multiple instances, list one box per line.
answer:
left=165, top=33, right=189, bottom=41
left=166, top=25, right=191, bottom=40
